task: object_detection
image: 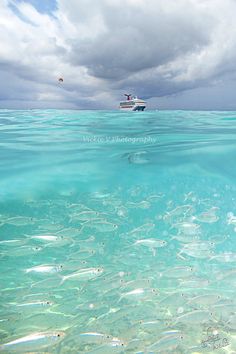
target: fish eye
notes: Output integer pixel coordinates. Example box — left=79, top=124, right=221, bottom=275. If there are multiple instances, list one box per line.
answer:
left=57, top=334, right=60, bottom=337
left=46, top=301, right=50, bottom=304
left=180, top=335, right=184, bottom=340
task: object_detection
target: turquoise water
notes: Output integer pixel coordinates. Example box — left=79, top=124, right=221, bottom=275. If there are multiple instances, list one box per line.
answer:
left=0, top=109, right=236, bottom=353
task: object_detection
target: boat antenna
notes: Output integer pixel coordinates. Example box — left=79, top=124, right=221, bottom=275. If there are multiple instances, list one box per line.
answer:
left=124, top=94, right=132, bottom=101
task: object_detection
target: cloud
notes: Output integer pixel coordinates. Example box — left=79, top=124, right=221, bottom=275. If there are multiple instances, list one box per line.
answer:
left=1, top=0, right=236, bottom=109
left=67, top=0, right=212, bottom=79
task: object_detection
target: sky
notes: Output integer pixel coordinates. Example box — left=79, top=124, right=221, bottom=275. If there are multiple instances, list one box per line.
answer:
left=1, top=0, right=236, bottom=110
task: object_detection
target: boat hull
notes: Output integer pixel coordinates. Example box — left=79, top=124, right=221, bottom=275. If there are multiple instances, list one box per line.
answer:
left=120, top=105, right=146, bottom=111
left=119, top=98, right=146, bottom=111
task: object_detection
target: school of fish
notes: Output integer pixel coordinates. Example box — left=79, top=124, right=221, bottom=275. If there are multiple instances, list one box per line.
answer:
left=0, top=187, right=236, bottom=353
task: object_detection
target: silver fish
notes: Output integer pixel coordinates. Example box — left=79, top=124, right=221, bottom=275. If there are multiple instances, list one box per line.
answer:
left=211, top=302, right=236, bottom=320
left=0, top=331, right=64, bottom=351
left=126, top=201, right=151, bottom=209
left=77, top=332, right=112, bottom=344
left=160, top=266, right=194, bottom=279
left=134, top=239, right=167, bottom=248
left=210, top=252, right=236, bottom=263
left=179, top=277, right=210, bottom=288
left=29, top=235, right=63, bottom=242
left=173, top=222, right=200, bottom=235
left=175, top=310, right=213, bottom=324
left=0, top=239, right=26, bottom=247
left=128, top=223, right=155, bottom=236
left=86, top=339, right=125, bottom=353
left=7, top=245, right=42, bottom=257
left=195, top=212, right=219, bottom=223
left=133, top=238, right=167, bottom=255
left=159, top=292, right=187, bottom=309
left=60, top=267, right=103, bottom=284
left=12, top=301, right=53, bottom=311
left=187, top=294, right=221, bottom=307
left=70, top=210, right=100, bottom=222
left=171, top=233, right=200, bottom=243
left=119, top=288, right=158, bottom=302
left=82, top=220, right=118, bottom=232
left=25, top=264, right=63, bottom=274
left=179, top=247, right=214, bottom=259
left=148, top=333, right=184, bottom=352
left=6, top=216, right=35, bottom=226
left=181, top=241, right=215, bottom=252
left=164, top=205, right=194, bottom=222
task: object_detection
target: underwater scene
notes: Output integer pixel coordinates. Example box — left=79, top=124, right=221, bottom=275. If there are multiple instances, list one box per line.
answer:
left=0, top=109, right=236, bottom=353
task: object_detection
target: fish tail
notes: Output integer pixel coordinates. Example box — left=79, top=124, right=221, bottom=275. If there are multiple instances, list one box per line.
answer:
left=118, top=295, right=123, bottom=303
left=123, top=243, right=132, bottom=251
left=177, top=252, right=186, bottom=261
left=68, top=239, right=76, bottom=248
left=59, top=276, right=66, bottom=285
left=208, top=255, right=215, bottom=262
left=79, top=224, right=86, bottom=233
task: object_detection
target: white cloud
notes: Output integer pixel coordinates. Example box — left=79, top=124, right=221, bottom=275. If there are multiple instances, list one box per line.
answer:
left=1, top=0, right=236, bottom=109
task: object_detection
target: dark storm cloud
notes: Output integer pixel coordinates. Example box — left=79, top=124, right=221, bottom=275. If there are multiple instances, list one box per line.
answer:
left=59, top=0, right=236, bottom=104
left=68, top=1, right=213, bottom=81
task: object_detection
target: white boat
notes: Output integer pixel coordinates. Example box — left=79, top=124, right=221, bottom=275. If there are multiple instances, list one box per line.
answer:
left=119, top=94, right=146, bottom=111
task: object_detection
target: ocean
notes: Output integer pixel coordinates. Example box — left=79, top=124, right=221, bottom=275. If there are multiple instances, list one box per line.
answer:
left=0, top=109, right=236, bottom=353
